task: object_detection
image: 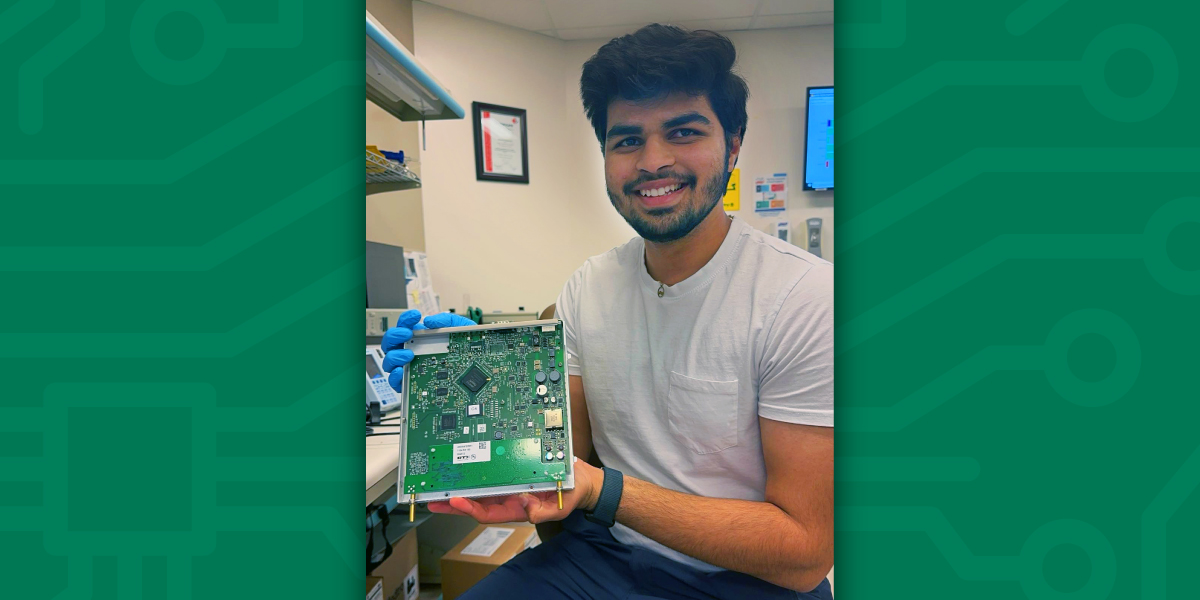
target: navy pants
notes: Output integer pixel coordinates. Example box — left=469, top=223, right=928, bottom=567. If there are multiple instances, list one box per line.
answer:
left=458, top=511, right=833, bottom=600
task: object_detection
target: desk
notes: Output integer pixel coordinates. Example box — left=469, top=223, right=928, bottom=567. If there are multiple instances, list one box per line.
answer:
left=366, top=423, right=403, bottom=506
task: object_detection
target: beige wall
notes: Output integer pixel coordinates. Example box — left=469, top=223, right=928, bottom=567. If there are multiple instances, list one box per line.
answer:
left=410, top=1, right=833, bottom=314
left=366, top=0, right=427, bottom=252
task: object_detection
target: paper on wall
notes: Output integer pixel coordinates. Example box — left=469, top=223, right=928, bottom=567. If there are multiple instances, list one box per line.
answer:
left=754, top=173, right=788, bottom=212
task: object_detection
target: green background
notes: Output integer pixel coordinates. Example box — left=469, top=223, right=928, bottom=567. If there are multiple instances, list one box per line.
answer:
left=3, top=0, right=1197, bottom=598
left=0, top=0, right=362, bottom=598
left=836, top=1, right=1198, bottom=598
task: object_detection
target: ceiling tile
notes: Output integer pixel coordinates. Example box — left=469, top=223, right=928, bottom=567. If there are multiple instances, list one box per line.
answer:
left=555, top=23, right=644, bottom=41
left=673, top=16, right=754, bottom=32
left=420, top=0, right=556, bottom=31
left=544, top=0, right=760, bottom=30
left=757, top=0, right=834, bottom=17
left=752, top=12, right=833, bottom=28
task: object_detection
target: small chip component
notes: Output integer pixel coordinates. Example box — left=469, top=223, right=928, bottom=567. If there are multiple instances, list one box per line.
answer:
left=468, top=405, right=481, bottom=416
left=435, top=387, right=448, bottom=397
left=544, top=409, right=564, bottom=429
left=436, top=371, right=448, bottom=380
left=440, top=413, right=457, bottom=430
left=495, top=431, right=504, bottom=440
left=458, top=364, right=489, bottom=394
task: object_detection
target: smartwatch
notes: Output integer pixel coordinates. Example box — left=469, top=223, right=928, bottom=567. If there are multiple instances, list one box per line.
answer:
left=584, top=467, right=623, bottom=527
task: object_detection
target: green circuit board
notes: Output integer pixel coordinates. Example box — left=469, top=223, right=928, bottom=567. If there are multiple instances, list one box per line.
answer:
left=401, top=322, right=572, bottom=498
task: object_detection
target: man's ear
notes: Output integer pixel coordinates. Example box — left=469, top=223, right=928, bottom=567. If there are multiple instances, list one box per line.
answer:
left=727, top=130, right=743, bottom=172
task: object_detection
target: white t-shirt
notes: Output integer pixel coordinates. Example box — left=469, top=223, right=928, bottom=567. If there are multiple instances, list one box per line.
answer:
left=555, top=216, right=833, bottom=572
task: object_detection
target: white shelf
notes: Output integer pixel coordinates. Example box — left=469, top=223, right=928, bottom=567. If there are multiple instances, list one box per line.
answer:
left=366, top=10, right=465, bottom=122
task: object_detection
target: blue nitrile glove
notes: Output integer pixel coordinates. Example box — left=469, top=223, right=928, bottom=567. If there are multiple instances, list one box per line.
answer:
left=381, top=310, right=477, bottom=392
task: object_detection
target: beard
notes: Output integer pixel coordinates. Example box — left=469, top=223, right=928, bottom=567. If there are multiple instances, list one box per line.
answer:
left=607, top=166, right=729, bottom=244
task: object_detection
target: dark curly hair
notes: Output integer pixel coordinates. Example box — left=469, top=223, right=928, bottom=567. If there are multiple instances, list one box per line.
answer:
left=580, top=24, right=749, bottom=154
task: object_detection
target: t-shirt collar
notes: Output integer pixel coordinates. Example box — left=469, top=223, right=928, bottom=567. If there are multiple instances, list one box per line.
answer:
left=639, top=216, right=748, bottom=299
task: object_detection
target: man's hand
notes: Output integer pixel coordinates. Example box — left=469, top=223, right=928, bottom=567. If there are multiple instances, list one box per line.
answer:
left=380, top=310, right=476, bottom=392
left=426, top=459, right=604, bottom=523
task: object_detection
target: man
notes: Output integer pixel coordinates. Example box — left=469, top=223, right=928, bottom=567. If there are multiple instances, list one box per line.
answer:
left=383, top=24, right=833, bottom=600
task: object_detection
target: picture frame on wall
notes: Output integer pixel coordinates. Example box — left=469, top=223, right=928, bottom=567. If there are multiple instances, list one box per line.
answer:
left=472, top=102, right=529, bottom=184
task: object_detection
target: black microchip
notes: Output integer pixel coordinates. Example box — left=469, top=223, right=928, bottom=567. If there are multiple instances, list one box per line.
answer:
left=507, top=343, right=514, bottom=350
left=436, top=371, right=448, bottom=380
left=458, top=364, right=489, bottom=394
left=440, top=413, right=457, bottom=430
left=511, top=425, right=517, bottom=431
left=532, top=336, right=540, bottom=346
left=435, top=387, right=448, bottom=397
left=548, top=349, right=556, bottom=357
left=531, top=397, right=539, bottom=404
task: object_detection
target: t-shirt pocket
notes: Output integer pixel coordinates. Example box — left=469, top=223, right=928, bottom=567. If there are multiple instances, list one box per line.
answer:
left=666, top=371, right=740, bottom=455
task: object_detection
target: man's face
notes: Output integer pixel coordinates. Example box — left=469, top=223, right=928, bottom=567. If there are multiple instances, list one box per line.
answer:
left=603, top=92, right=739, bottom=244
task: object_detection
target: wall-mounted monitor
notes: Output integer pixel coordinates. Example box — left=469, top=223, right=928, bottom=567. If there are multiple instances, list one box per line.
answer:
left=803, top=86, right=834, bottom=191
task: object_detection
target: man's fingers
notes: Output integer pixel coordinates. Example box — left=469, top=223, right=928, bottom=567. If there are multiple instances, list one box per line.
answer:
left=387, top=362, right=411, bottom=392
left=381, top=327, right=413, bottom=353
left=382, top=349, right=414, bottom=373
left=395, top=309, right=423, bottom=330
left=424, top=313, right=476, bottom=329
left=426, top=501, right=470, bottom=516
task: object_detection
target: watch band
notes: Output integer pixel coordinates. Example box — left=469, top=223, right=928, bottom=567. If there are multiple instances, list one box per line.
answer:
left=584, top=467, right=623, bottom=527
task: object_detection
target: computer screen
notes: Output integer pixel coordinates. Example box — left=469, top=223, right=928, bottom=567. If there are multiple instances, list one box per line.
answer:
left=804, top=87, right=834, bottom=191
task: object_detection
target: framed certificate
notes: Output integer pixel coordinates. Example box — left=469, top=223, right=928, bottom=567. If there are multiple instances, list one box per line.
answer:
left=473, top=102, right=529, bottom=183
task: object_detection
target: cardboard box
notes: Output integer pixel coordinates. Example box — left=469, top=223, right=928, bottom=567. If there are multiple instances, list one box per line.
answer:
left=366, top=577, right=384, bottom=600
left=417, top=513, right=483, bottom=584
left=441, top=524, right=540, bottom=600
left=369, top=527, right=420, bottom=600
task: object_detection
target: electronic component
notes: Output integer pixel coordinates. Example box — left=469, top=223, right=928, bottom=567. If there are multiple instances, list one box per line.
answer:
left=549, top=370, right=561, bottom=383
left=458, top=364, right=489, bottom=394
left=399, top=319, right=574, bottom=504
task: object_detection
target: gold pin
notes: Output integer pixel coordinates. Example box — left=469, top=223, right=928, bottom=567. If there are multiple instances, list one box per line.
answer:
left=556, top=480, right=563, bottom=510
left=409, top=493, right=416, bottom=522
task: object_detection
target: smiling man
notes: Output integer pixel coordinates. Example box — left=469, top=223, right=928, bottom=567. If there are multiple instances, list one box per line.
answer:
left=421, top=24, right=833, bottom=599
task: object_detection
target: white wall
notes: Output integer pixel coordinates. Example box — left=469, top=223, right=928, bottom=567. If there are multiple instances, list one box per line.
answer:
left=412, top=2, right=833, bottom=314
left=367, top=0, right=427, bottom=252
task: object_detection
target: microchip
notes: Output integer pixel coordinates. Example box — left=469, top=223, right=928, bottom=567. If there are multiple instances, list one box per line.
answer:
left=507, top=343, right=514, bottom=350
left=435, top=387, right=448, bottom=397
left=458, top=364, right=489, bottom=394
left=440, top=413, right=457, bottom=430
left=544, top=409, right=563, bottom=429
left=548, top=349, right=556, bottom=357
left=532, top=336, right=540, bottom=346
left=436, top=371, right=448, bottom=380
left=494, top=431, right=504, bottom=440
